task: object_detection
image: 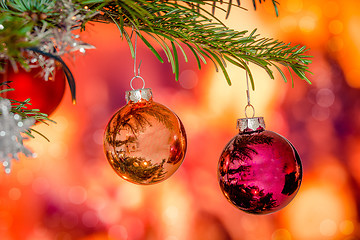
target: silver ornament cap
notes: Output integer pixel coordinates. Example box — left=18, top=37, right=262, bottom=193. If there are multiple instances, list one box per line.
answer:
left=125, top=88, right=153, bottom=103
left=237, top=117, right=266, bottom=133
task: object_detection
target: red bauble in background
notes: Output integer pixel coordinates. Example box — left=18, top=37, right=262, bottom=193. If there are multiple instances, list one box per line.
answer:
left=0, top=62, right=66, bottom=116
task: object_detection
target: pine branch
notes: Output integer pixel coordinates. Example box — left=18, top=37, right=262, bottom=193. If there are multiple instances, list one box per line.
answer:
left=90, top=0, right=312, bottom=87
left=1, top=0, right=312, bottom=89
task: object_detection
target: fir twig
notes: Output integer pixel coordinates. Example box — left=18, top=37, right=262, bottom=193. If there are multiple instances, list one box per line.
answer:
left=89, top=0, right=312, bottom=87
left=1, top=0, right=312, bottom=89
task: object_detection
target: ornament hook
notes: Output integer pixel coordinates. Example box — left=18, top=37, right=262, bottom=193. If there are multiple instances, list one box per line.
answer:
left=130, top=30, right=145, bottom=90
left=244, top=62, right=255, bottom=118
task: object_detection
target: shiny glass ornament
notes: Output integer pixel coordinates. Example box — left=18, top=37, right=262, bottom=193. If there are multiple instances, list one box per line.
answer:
left=218, top=117, right=302, bottom=214
left=0, top=61, right=66, bottom=117
left=104, top=88, right=187, bottom=185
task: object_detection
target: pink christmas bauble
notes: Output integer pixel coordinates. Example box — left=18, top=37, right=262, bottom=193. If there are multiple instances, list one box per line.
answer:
left=218, top=117, right=302, bottom=214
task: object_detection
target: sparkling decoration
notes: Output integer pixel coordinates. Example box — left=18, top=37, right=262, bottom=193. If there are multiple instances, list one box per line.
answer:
left=218, top=117, right=302, bottom=214
left=104, top=88, right=187, bottom=185
left=27, top=0, right=95, bottom=79
left=0, top=60, right=66, bottom=116
left=1, top=0, right=95, bottom=80
left=0, top=99, right=35, bottom=174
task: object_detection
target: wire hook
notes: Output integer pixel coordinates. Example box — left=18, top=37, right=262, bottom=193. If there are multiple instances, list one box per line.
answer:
left=244, top=62, right=255, bottom=118
left=130, top=30, right=145, bottom=90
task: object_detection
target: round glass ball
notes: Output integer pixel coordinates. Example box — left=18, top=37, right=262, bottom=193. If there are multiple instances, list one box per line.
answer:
left=218, top=128, right=302, bottom=214
left=0, top=60, right=66, bottom=117
left=104, top=89, right=187, bottom=185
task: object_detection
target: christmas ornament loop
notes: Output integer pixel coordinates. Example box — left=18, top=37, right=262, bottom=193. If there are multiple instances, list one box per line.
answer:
left=244, top=104, right=255, bottom=119
left=130, top=75, right=145, bottom=90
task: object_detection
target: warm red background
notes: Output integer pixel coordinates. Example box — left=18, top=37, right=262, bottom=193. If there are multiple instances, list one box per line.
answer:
left=1, top=0, right=360, bottom=239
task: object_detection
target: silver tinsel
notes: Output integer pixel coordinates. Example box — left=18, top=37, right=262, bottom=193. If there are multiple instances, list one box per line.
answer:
left=0, top=99, right=35, bottom=174
left=26, top=0, right=96, bottom=80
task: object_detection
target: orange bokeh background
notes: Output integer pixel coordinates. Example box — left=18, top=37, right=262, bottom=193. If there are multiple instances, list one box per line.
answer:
left=2, top=0, right=360, bottom=239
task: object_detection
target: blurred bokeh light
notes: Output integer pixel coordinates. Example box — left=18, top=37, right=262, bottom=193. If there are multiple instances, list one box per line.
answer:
left=2, top=0, right=360, bottom=239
